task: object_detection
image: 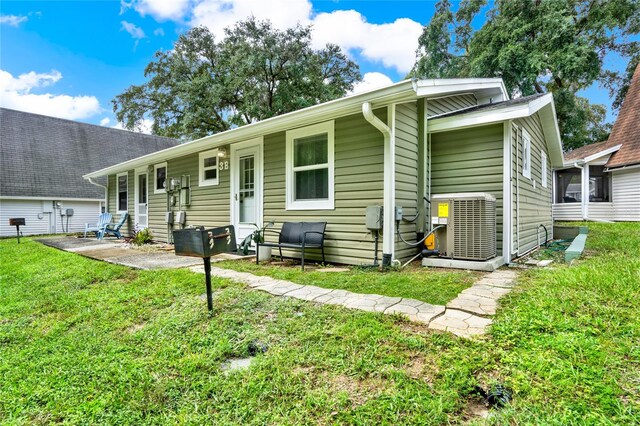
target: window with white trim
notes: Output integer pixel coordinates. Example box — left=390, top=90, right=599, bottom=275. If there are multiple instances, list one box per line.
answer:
left=117, top=172, right=128, bottom=212
left=541, top=151, right=548, bottom=188
left=199, top=149, right=219, bottom=186
left=522, top=129, right=531, bottom=179
left=154, top=162, right=167, bottom=194
left=286, top=121, right=334, bottom=210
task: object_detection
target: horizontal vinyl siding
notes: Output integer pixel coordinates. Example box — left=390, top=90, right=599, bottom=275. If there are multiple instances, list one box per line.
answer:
left=513, top=115, right=553, bottom=254
left=61, top=201, right=102, bottom=234
left=612, top=169, right=640, bottom=221
left=552, top=203, right=582, bottom=221
left=394, top=102, right=420, bottom=261
left=427, top=94, right=477, bottom=117
left=264, top=110, right=386, bottom=265
left=0, top=199, right=51, bottom=236
left=430, top=124, right=504, bottom=255
left=588, top=203, right=614, bottom=221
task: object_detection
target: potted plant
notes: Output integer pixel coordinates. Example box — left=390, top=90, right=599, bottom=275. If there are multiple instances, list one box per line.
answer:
left=240, top=221, right=275, bottom=261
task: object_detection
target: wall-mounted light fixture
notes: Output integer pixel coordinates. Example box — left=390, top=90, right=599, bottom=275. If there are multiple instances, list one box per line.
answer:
left=218, top=147, right=227, bottom=158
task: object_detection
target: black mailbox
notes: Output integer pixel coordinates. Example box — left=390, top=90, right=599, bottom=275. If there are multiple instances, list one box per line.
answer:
left=172, top=225, right=237, bottom=313
left=9, top=218, right=25, bottom=226
left=173, top=225, right=236, bottom=258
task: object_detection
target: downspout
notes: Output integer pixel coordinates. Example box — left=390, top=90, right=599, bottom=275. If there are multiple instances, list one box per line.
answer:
left=363, top=102, right=395, bottom=266
left=85, top=177, right=107, bottom=213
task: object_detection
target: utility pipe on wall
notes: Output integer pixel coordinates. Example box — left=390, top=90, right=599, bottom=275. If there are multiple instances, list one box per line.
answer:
left=85, top=177, right=108, bottom=213
left=362, top=102, right=395, bottom=266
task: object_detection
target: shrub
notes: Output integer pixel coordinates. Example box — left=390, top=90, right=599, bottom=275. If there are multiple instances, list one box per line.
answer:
left=132, top=227, right=153, bottom=246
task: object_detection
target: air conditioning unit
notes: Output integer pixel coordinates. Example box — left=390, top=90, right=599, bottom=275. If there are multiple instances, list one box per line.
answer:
left=431, top=193, right=497, bottom=261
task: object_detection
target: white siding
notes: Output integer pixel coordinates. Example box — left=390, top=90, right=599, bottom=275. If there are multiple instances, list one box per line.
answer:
left=0, top=198, right=101, bottom=237
left=552, top=203, right=581, bottom=221
left=613, top=169, right=640, bottom=221
left=588, top=203, right=614, bottom=221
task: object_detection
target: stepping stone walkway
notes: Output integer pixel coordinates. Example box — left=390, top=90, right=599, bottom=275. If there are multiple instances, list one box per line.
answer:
left=191, top=265, right=518, bottom=339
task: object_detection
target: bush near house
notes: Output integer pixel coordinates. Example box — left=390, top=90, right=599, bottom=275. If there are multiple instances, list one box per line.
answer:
left=0, top=223, right=638, bottom=424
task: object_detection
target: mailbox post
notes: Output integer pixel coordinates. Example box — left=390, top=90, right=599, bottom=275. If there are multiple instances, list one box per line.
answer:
left=173, top=226, right=236, bottom=312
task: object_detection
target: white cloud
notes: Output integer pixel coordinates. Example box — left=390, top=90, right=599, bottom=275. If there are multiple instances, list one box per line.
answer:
left=0, top=14, right=28, bottom=27
left=312, top=11, right=422, bottom=74
left=349, top=72, right=394, bottom=95
left=153, top=27, right=165, bottom=36
left=0, top=69, right=101, bottom=120
left=121, top=20, right=146, bottom=39
left=100, top=117, right=111, bottom=126
left=123, top=0, right=191, bottom=22
left=124, top=0, right=422, bottom=74
left=191, top=0, right=312, bottom=39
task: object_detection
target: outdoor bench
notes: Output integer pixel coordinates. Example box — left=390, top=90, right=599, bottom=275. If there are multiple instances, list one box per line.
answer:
left=257, top=221, right=327, bottom=270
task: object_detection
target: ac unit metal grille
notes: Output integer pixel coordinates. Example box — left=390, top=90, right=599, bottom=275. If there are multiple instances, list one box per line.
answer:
left=452, top=198, right=496, bottom=260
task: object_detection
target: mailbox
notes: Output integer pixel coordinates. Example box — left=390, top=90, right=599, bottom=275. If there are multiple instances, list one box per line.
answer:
left=173, top=225, right=236, bottom=258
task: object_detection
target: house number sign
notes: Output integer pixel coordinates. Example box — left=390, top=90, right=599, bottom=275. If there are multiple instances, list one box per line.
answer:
left=218, top=161, right=229, bottom=171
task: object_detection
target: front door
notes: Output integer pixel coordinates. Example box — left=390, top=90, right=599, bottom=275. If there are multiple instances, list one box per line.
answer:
left=135, top=170, right=148, bottom=228
left=231, top=138, right=263, bottom=245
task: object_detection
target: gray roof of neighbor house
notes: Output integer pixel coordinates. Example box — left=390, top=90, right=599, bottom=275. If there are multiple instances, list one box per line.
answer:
left=0, top=108, right=180, bottom=199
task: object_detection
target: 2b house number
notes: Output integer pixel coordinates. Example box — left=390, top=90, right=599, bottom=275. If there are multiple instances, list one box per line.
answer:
left=218, top=161, right=229, bottom=171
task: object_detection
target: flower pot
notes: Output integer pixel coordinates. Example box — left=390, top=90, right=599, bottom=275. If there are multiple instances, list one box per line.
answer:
left=257, top=246, right=272, bottom=262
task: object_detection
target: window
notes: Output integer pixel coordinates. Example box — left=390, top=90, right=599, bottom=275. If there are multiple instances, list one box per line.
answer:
left=541, top=151, right=548, bottom=188
left=117, top=172, right=128, bottom=212
left=286, top=121, right=334, bottom=210
left=555, top=168, right=582, bottom=203
left=199, top=149, right=219, bottom=186
left=588, top=165, right=611, bottom=202
left=522, top=129, right=531, bottom=179
left=154, top=163, right=167, bottom=194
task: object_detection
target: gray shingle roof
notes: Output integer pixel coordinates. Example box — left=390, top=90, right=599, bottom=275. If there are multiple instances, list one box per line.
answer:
left=433, top=93, right=547, bottom=119
left=0, top=108, right=179, bottom=199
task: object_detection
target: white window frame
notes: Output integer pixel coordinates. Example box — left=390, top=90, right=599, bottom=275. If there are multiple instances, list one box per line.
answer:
left=116, top=172, right=128, bottom=213
left=541, top=151, right=548, bottom=188
left=522, top=129, right=532, bottom=180
left=285, top=120, right=335, bottom=210
left=154, top=162, right=167, bottom=194
left=199, top=149, right=219, bottom=187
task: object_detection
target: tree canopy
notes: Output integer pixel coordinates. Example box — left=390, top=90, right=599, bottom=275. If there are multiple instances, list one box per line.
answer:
left=113, top=18, right=361, bottom=140
left=413, top=0, right=639, bottom=150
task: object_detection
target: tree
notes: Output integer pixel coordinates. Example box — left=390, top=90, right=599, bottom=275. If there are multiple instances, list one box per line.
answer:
left=413, top=0, right=639, bottom=150
left=113, top=18, right=361, bottom=140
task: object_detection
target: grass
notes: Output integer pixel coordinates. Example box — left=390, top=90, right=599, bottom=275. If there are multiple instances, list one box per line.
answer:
left=213, top=259, right=478, bottom=305
left=0, top=222, right=638, bottom=424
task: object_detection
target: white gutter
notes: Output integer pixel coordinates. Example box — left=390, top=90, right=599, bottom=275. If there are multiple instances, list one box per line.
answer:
left=362, top=102, right=395, bottom=266
left=85, top=177, right=108, bottom=211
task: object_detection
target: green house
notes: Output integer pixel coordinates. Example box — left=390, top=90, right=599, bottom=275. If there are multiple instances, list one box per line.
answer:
left=84, top=78, right=563, bottom=267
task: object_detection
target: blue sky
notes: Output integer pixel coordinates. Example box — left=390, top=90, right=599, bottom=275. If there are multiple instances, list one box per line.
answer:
left=0, top=0, right=633, bottom=130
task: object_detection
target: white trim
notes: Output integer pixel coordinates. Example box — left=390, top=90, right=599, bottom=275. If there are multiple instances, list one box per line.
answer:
left=285, top=120, right=335, bottom=211
left=584, top=144, right=622, bottom=163
left=502, top=121, right=512, bottom=262
left=582, top=164, right=589, bottom=219
left=230, top=137, right=264, bottom=242
left=153, top=162, right=167, bottom=194
left=388, top=104, right=396, bottom=261
left=134, top=168, right=148, bottom=228
left=522, top=128, right=532, bottom=179
left=84, top=78, right=510, bottom=179
left=0, top=196, right=103, bottom=202
left=116, top=172, right=128, bottom=214
left=541, top=151, right=548, bottom=188
left=198, top=149, right=219, bottom=187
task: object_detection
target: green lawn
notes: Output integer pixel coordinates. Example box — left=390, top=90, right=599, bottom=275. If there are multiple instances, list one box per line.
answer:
left=213, top=259, right=478, bottom=305
left=1, top=223, right=638, bottom=424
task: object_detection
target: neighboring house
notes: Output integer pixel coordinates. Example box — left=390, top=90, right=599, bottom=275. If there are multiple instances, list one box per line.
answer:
left=84, top=78, right=563, bottom=266
left=0, top=108, right=179, bottom=237
left=553, top=64, right=640, bottom=222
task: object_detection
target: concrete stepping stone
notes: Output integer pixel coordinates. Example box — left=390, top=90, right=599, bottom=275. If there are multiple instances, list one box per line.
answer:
left=428, top=309, right=493, bottom=338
